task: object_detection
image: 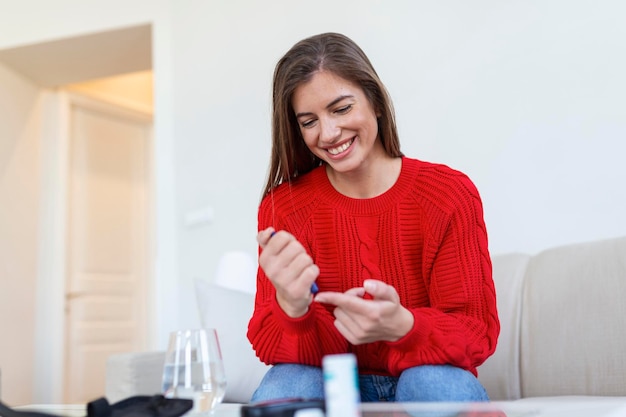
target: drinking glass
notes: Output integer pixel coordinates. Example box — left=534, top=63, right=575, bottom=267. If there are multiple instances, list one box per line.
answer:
left=162, top=328, right=227, bottom=414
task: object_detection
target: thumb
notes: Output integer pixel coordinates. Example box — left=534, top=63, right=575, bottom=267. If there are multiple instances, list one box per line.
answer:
left=363, top=279, right=399, bottom=302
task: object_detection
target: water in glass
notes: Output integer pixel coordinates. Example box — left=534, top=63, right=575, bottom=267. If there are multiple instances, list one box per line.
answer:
left=162, top=328, right=227, bottom=414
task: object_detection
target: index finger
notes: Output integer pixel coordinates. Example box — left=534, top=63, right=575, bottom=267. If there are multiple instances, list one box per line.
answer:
left=314, top=291, right=370, bottom=314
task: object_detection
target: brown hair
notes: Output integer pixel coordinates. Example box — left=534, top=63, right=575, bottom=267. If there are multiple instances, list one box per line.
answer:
left=262, top=32, right=403, bottom=197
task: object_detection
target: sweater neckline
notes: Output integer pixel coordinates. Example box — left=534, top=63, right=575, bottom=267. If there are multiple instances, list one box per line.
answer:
left=312, top=157, right=419, bottom=214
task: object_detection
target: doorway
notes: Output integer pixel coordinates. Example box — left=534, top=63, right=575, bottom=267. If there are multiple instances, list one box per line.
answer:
left=62, top=89, right=152, bottom=403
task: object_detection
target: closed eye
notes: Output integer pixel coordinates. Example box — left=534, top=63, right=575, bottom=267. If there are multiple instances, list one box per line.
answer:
left=300, top=118, right=317, bottom=129
left=335, top=104, right=352, bottom=114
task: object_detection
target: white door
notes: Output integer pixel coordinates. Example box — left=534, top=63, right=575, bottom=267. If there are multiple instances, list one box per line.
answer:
left=63, top=95, right=152, bottom=403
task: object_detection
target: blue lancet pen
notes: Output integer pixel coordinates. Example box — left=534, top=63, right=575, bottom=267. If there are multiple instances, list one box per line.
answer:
left=270, top=230, right=319, bottom=294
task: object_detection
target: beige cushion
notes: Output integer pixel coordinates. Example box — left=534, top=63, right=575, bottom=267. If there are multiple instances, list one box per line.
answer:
left=194, top=279, right=270, bottom=403
left=105, top=351, right=165, bottom=403
left=478, top=253, right=530, bottom=400
left=520, top=237, right=626, bottom=397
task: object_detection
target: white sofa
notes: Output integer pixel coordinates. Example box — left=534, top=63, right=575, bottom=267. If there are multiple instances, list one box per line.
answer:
left=106, top=236, right=626, bottom=403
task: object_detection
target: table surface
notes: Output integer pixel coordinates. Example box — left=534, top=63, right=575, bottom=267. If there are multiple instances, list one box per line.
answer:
left=359, top=399, right=626, bottom=417
left=17, top=397, right=626, bottom=417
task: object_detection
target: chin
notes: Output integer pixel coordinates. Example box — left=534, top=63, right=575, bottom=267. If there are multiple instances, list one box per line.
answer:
left=328, top=159, right=362, bottom=174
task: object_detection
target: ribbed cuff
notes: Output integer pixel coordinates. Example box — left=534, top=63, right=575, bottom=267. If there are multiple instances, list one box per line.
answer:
left=271, top=296, right=318, bottom=333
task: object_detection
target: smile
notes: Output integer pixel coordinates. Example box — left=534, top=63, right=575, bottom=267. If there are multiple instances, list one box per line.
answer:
left=327, top=138, right=354, bottom=155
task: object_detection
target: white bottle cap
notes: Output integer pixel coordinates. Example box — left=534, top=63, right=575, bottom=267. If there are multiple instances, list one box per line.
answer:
left=294, top=409, right=325, bottom=417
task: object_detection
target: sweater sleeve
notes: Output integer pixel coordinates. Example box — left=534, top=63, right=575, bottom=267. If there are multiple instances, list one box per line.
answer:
left=385, top=172, right=500, bottom=376
left=246, top=192, right=348, bottom=366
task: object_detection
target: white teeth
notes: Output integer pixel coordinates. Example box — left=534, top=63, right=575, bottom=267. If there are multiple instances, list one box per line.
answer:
left=328, top=139, right=353, bottom=155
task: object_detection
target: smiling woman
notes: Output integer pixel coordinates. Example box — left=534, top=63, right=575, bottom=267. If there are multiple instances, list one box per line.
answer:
left=246, top=32, right=500, bottom=404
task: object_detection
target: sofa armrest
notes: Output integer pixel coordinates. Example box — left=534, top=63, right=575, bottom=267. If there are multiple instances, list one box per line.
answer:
left=478, top=253, right=529, bottom=401
left=106, top=351, right=165, bottom=403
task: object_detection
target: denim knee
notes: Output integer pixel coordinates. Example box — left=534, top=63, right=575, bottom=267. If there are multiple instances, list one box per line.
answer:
left=250, top=364, right=325, bottom=402
left=396, top=365, right=489, bottom=402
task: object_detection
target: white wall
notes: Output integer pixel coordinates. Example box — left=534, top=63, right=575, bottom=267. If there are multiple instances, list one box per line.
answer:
left=0, top=61, right=41, bottom=405
left=0, top=0, right=159, bottom=50
left=1, top=0, right=625, bottom=404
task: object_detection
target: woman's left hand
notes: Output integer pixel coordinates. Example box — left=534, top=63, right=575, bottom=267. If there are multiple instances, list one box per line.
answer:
left=313, top=279, right=415, bottom=345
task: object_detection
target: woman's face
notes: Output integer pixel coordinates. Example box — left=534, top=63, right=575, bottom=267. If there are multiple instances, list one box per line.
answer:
left=291, top=71, right=382, bottom=175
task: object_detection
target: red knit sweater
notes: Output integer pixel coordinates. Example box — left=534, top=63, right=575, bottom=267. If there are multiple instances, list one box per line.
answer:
left=247, top=157, right=499, bottom=377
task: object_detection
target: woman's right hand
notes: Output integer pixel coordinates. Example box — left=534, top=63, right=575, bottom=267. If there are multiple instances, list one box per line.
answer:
left=257, top=227, right=320, bottom=318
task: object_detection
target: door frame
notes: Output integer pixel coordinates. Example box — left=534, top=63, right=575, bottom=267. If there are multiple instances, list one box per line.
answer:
left=33, top=91, right=154, bottom=403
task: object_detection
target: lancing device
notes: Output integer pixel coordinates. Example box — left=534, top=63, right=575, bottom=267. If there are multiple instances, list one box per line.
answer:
left=270, top=230, right=319, bottom=294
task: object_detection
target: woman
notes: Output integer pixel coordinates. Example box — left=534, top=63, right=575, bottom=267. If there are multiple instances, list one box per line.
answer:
left=247, top=32, right=499, bottom=402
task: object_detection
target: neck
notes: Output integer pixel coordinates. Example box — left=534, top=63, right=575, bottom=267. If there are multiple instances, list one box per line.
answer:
left=326, top=154, right=402, bottom=199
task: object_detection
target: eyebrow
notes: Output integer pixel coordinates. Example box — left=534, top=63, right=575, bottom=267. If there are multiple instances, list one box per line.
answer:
left=295, top=94, right=355, bottom=118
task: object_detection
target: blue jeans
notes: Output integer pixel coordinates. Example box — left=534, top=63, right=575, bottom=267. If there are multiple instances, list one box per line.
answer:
left=250, top=364, right=489, bottom=402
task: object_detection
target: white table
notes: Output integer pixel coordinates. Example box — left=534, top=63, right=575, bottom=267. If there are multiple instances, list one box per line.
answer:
left=360, top=398, right=626, bottom=416
left=15, top=403, right=242, bottom=417
left=16, top=397, right=626, bottom=417
left=15, top=405, right=86, bottom=417
left=231, top=398, right=626, bottom=417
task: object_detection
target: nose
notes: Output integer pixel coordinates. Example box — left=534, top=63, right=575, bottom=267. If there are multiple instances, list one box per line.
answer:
left=319, top=117, right=340, bottom=144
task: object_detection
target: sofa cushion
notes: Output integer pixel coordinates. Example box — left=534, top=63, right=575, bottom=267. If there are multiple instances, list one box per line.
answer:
left=520, top=236, right=626, bottom=397
left=194, top=279, right=270, bottom=403
left=478, top=253, right=530, bottom=400
left=105, top=351, right=166, bottom=403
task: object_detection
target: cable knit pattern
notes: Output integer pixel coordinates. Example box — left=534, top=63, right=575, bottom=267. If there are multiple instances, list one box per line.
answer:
left=247, top=157, right=500, bottom=376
